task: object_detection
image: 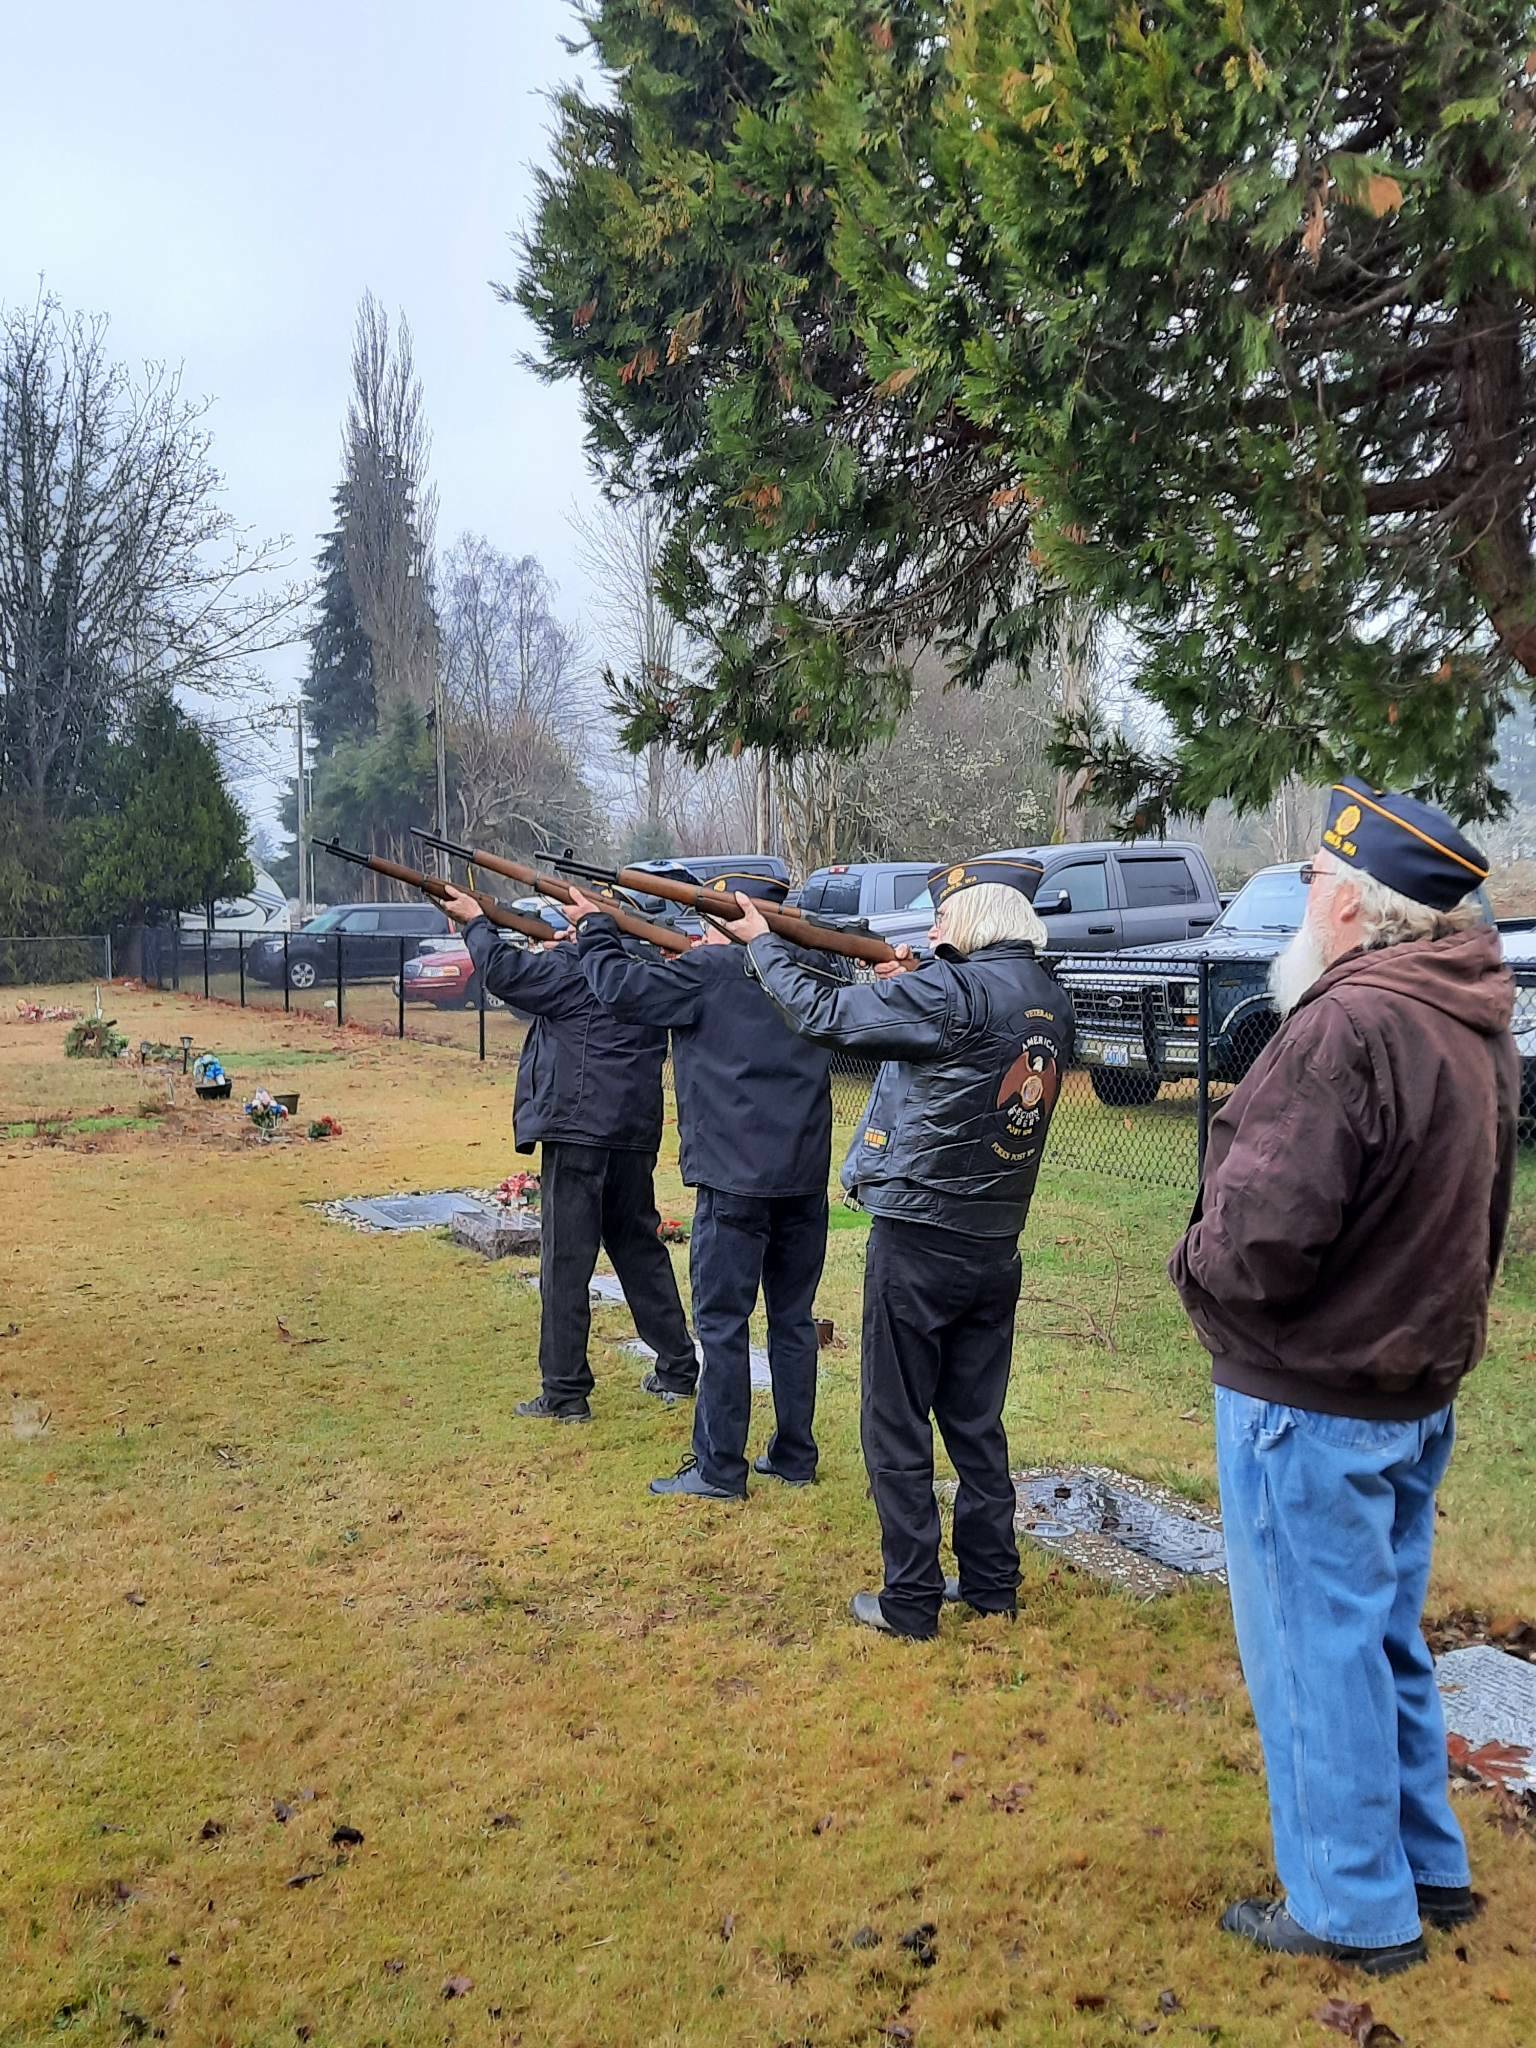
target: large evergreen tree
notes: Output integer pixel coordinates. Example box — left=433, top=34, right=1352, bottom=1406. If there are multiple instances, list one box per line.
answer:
left=303, top=489, right=377, bottom=751
left=520, top=0, right=1536, bottom=823
left=69, top=695, right=252, bottom=928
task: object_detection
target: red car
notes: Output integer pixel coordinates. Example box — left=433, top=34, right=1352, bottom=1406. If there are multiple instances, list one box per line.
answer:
left=397, top=937, right=501, bottom=1009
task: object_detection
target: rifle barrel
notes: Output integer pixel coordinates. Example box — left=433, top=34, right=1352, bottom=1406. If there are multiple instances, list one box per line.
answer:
left=410, top=828, right=692, bottom=956
left=554, top=856, right=897, bottom=967
left=311, top=840, right=554, bottom=944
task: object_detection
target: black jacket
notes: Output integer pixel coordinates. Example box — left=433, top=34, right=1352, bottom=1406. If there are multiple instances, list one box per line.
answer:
left=576, top=917, right=840, bottom=1197
left=464, top=919, right=667, bottom=1156
left=747, top=934, right=1074, bottom=1238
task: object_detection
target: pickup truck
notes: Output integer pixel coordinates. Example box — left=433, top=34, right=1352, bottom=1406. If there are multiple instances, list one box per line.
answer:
left=791, top=861, right=936, bottom=922
left=1056, top=863, right=1536, bottom=1122
left=862, top=839, right=1227, bottom=956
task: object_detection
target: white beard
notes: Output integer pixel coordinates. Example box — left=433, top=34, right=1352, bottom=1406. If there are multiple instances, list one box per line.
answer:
left=1270, top=920, right=1328, bottom=1019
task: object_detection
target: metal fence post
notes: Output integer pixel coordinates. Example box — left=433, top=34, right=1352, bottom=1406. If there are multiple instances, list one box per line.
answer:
left=283, top=933, right=290, bottom=1012
left=104, top=932, right=113, bottom=980
left=202, top=931, right=210, bottom=1001
left=238, top=935, right=246, bottom=1008
left=478, top=974, right=486, bottom=1061
left=397, top=937, right=405, bottom=1038
left=336, top=939, right=345, bottom=1027
left=171, top=925, right=181, bottom=992
left=1196, top=959, right=1211, bottom=1181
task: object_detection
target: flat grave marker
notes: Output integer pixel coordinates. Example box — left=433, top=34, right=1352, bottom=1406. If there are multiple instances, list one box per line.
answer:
left=1435, top=1646, right=1536, bottom=1796
left=942, top=1465, right=1228, bottom=1600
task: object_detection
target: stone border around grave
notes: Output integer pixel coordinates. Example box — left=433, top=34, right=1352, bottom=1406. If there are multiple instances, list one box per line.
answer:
left=938, top=1463, right=1227, bottom=1602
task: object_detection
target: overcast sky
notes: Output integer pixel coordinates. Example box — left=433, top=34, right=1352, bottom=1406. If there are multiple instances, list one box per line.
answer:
left=0, top=0, right=603, bottom=835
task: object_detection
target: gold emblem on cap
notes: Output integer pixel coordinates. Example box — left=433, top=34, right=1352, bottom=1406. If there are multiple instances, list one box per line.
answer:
left=1335, top=803, right=1362, bottom=836
left=712, top=877, right=728, bottom=891
left=947, top=864, right=966, bottom=887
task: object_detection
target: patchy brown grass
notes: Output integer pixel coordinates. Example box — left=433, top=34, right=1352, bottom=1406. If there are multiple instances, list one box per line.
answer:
left=0, top=984, right=1532, bottom=2047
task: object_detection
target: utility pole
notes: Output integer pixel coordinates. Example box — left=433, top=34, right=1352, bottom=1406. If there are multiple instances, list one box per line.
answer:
left=294, top=701, right=308, bottom=922
left=430, top=667, right=449, bottom=880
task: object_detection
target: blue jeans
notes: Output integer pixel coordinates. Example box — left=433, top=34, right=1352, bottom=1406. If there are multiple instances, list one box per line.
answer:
left=1215, top=1388, right=1467, bottom=1949
left=689, top=1187, right=827, bottom=1492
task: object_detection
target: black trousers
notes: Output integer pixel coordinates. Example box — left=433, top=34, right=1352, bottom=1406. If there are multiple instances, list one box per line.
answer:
left=537, top=1142, right=697, bottom=1408
left=689, top=1186, right=828, bottom=1493
left=860, top=1214, right=1022, bottom=1636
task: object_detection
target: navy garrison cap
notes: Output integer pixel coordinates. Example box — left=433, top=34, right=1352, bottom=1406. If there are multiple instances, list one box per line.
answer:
left=707, top=871, right=790, bottom=906
left=1321, top=779, right=1488, bottom=911
left=928, top=855, right=1045, bottom=909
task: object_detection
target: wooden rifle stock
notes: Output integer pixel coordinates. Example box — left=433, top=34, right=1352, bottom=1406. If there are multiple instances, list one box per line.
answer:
left=410, top=830, right=693, bottom=956
left=557, top=858, right=899, bottom=968
left=312, top=841, right=557, bottom=942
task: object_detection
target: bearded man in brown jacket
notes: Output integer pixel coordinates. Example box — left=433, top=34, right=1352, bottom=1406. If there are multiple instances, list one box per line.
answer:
left=1171, top=779, right=1518, bottom=1977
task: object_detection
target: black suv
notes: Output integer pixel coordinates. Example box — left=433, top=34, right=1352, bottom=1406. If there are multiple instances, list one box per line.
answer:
left=246, top=902, right=452, bottom=991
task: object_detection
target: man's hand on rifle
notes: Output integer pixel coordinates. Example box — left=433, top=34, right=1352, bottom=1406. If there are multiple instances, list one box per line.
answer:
left=730, top=892, right=771, bottom=942
left=440, top=887, right=482, bottom=926
left=564, top=885, right=608, bottom=926
left=874, top=945, right=918, bottom=979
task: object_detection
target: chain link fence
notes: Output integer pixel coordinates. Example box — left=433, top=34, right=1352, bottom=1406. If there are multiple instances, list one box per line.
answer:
left=0, top=935, right=111, bottom=986
left=129, top=927, right=1536, bottom=1192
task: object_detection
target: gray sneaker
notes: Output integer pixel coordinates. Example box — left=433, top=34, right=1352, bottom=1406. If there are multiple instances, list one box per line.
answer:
left=514, top=1394, right=592, bottom=1424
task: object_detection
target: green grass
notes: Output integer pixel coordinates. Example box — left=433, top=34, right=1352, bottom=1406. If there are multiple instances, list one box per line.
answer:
left=0, top=984, right=1531, bottom=2048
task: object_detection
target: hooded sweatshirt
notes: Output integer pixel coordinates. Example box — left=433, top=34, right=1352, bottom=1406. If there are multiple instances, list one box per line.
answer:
left=1169, top=925, right=1518, bottom=1419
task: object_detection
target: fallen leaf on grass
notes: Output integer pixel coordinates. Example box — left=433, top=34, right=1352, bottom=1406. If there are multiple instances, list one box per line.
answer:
left=198, top=1819, right=224, bottom=1841
left=330, top=1825, right=364, bottom=1847
left=851, top=1926, right=881, bottom=1949
left=811, top=1813, right=836, bottom=1834
left=441, top=1975, right=474, bottom=1999
left=275, top=1317, right=326, bottom=1345
left=9, top=1399, right=49, bottom=1440
left=1073, top=1991, right=1108, bottom=2011
left=123, top=1589, right=146, bottom=1607
left=1315, top=1998, right=1401, bottom=2044
left=882, top=2027, right=915, bottom=2047
left=286, top=1870, right=323, bottom=1888
left=1490, top=1985, right=1513, bottom=2005
left=719, top=1913, right=735, bottom=1942
left=381, top=1959, right=405, bottom=1977
left=990, top=1781, right=1034, bottom=1812
left=1158, top=1989, right=1183, bottom=2015
left=897, top=1923, right=938, bottom=1967
left=1447, top=1732, right=1533, bottom=1791
left=274, top=1801, right=294, bottom=1824
left=1, top=1322, right=18, bottom=1336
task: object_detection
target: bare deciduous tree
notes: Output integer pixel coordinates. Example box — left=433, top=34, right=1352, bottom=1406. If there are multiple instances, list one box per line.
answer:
left=439, top=533, right=600, bottom=855
left=342, top=292, right=439, bottom=720
left=0, top=294, right=300, bottom=814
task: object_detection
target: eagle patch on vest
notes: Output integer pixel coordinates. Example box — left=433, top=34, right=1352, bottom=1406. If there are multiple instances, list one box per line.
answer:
left=992, top=1033, right=1061, bottom=1160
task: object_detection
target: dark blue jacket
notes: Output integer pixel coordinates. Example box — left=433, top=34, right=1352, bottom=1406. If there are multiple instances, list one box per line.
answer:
left=747, top=934, right=1074, bottom=1238
left=464, top=919, right=667, bottom=1156
left=576, top=916, right=840, bottom=1197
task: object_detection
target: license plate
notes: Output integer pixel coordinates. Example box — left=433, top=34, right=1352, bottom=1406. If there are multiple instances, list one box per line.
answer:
left=1100, top=1043, right=1131, bottom=1067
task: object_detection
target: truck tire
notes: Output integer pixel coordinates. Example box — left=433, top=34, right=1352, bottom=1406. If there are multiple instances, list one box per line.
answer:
left=1088, top=1068, right=1162, bottom=1109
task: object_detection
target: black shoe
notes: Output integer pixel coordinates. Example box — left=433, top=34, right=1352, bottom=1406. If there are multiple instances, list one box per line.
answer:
left=649, top=1455, right=745, bottom=1500
left=848, top=1591, right=936, bottom=1641
left=514, top=1394, right=592, bottom=1424
left=942, top=1575, right=1016, bottom=1617
left=641, top=1371, right=695, bottom=1405
left=1219, top=1898, right=1426, bottom=1977
left=1416, top=1883, right=1482, bottom=1931
left=753, top=1454, right=814, bottom=1488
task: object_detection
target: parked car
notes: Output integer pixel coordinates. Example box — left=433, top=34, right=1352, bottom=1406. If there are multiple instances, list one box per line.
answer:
left=789, top=861, right=935, bottom=923
left=397, top=937, right=507, bottom=1010
left=865, top=839, right=1226, bottom=955
left=246, top=902, right=452, bottom=991
left=1056, top=862, right=1520, bottom=1112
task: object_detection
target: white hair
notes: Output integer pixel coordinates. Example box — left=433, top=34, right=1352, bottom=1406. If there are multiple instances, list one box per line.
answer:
left=936, top=882, right=1046, bottom=956
left=1347, top=867, right=1481, bottom=950
left=1272, top=860, right=1481, bottom=1016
